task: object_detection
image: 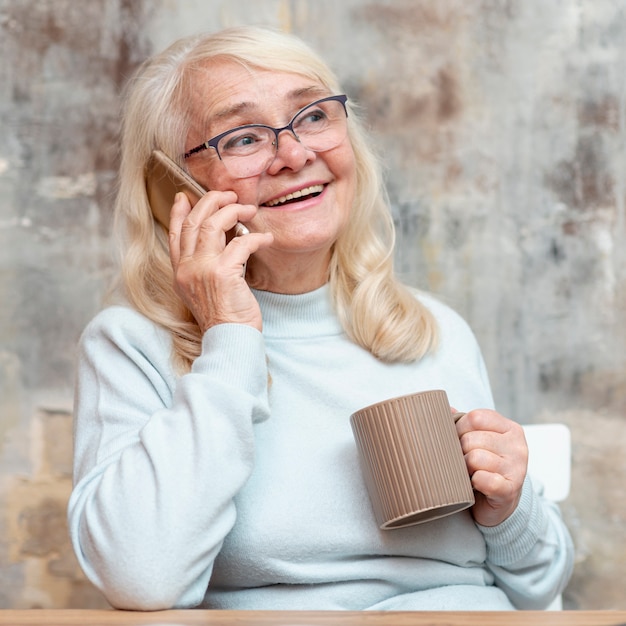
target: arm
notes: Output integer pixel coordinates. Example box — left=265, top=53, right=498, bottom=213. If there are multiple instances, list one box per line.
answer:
left=456, top=410, right=574, bottom=609
left=478, top=476, right=575, bottom=609
left=67, top=308, right=270, bottom=610
left=428, top=295, right=575, bottom=610
left=69, top=186, right=275, bottom=609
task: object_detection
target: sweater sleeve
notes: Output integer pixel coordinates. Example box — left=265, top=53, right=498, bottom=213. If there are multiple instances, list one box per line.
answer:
left=478, top=476, right=575, bottom=609
left=67, top=307, right=270, bottom=610
left=419, top=294, right=575, bottom=609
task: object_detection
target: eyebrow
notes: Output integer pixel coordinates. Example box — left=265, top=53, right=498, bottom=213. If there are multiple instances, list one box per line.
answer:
left=210, top=85, right=331, bottom=123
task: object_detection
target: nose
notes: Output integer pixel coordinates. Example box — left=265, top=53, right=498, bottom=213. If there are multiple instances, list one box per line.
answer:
left=265, top=129, right=315, bottom=174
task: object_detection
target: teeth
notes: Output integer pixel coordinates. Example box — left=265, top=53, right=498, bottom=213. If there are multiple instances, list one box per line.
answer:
left=265, top=184, right=324, bottom=207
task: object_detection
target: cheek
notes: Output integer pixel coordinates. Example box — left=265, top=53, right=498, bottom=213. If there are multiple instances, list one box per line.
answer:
left=336, top=150, right=357, bottom=207
left=334, top=143, right=357, bottom=187
left=189, top=160, right=259, bottom=201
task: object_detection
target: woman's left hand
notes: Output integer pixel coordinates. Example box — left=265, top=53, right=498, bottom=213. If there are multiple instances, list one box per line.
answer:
left=455, top=409, right=528, bottom=527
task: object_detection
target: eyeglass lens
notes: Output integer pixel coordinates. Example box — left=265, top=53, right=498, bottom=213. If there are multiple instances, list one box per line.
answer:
left=216, top=97, right=348, bottom=178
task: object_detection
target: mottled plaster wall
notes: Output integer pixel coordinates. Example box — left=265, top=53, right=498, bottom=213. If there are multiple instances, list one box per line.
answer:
left=0, top=0, right=624, bottom=610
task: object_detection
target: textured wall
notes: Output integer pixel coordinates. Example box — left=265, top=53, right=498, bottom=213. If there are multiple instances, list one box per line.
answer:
left=0, top=0, right=624, bottom=610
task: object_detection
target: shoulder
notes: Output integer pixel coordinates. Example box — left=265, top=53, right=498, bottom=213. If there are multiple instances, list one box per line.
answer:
left=79, top=305, right=173, bottom=370
left=412, top=289, right=479, bottom=346
left=82, top=305, right=167, bottom=340
left=410, top=289, right=494, bottom=408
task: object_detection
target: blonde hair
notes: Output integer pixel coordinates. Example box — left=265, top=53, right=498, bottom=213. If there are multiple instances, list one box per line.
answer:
left=114, top=26, right=438, bottom=372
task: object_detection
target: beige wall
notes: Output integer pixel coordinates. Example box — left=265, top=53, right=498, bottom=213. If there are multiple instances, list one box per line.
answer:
left=0, top=0, right=624, bottom=610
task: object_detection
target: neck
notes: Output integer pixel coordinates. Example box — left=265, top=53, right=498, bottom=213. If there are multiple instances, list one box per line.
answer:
left=246, top=250, right=331, bottom=294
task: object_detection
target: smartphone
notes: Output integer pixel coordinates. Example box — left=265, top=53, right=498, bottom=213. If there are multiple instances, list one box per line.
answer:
left=145, top=149, right=249, bottom=239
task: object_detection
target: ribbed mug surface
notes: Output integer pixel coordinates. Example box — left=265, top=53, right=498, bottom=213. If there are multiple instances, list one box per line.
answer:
left=350, top=390, right=474, bottom=529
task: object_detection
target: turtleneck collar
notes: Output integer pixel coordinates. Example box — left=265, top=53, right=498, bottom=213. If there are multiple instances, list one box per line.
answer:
left=252, top=283, right=344, bottom=339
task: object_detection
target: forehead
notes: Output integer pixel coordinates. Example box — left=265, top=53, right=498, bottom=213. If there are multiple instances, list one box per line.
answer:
left=188, top=60, right=329, bottom=127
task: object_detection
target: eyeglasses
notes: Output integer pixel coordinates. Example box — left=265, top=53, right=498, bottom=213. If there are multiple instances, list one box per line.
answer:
left=184, top=94, right=348, bottom=178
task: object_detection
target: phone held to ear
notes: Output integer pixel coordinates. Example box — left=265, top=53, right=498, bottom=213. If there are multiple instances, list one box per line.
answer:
left=145, top=149, right=249, bottom=239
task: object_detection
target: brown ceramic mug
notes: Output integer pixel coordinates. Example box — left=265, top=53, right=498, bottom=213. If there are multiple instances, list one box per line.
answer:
left=350, top=389, right=474, bottom=529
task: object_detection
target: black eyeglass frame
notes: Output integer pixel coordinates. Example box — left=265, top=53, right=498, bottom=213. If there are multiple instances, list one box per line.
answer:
left=183, top=94, right=349, bottom=161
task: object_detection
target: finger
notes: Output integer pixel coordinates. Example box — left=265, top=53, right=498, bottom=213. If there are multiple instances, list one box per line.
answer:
left=470, top=468, right=520, bottom=504
left=464, top=446, right=526, bottom=495
left=460, top=429, right=503, bottom=456
left=461, top=418, right=528, bottom=462
left=219, top=231, right=274, bottom=273
left=463, top=431, right=528, bottom=468
left=464, top=446, right=506, bottom=477
left=456, top=408, right=515, bottom=438
left=193, top=202, right=258, bottom=254
left=177, top=190, right=238, bottom=259
left=168, top=192, right=192, bottom=270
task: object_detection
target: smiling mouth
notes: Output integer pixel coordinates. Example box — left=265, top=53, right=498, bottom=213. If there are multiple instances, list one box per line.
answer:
left=263, top=184, right=325, bottom=207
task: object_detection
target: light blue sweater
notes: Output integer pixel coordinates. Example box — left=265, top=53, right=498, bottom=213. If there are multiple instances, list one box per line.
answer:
left=68, top=285, right=573, bottom=611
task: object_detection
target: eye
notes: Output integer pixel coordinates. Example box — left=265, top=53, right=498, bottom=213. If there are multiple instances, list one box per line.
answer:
left=297, top=107, right=328, bottom=127
left=220, top=126, right=273, bottom=154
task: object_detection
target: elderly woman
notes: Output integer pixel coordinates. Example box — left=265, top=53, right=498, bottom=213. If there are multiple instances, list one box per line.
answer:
left=68, top=26, right=573, bottom=611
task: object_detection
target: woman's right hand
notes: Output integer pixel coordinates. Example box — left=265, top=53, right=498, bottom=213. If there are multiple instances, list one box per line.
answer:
left=168, top=190, right=273, bottom=332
